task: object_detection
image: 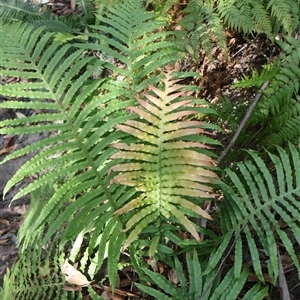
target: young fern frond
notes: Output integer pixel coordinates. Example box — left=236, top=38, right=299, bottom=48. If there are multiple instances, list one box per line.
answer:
left=218, top=142, right=300, bottom=284
left=109, top=70, right=219, bottom=250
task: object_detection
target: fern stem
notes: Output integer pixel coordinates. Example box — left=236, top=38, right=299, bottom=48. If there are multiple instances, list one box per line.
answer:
left=217, top=81, right=269, bottom=164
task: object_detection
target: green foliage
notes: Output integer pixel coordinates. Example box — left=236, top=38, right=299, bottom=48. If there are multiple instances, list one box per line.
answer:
left=83, top=1, right=182, bottom=91
left=0, top=236, right=67, bottom=300
left=180, top=0, right=227, bottom=61
left=217, top=0, right=299, bottom=36
left=219, top=143, right=300, bottom=284
left=180, top=0, right=300, bottom=61
left=1, top=0, right=300, bottom=299
left=0, top=0, right=218, bottom=297
left=232, top=36, right=300, bottom=149
left=232, top=64, right=280, bottom=89
left=136, top=251, right=268, bottom=299
left=0, top=0, right=93, bottom=33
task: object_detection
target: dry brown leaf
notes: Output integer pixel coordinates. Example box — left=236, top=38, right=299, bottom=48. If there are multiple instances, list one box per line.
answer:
left=119, top=277, right=131, bottom=288
left=12, top=204, right=29, bottom=215
left=0, top=144, right=17, bottom=155
left=60, top=260, right=90, bottom=286
left=168, top=268, right=178, bottom=284
left=2, top=134, right=15, bottom=147
left=70, top=0, right=76, bottom=10
left=0, top=265, right=8, bottom=275
left=62, top=284, right=82, bottom=291
left=0, top=239, right=9, bottom=244
left=15, top=112, right=27, bottom=119
left=0, top=218, right=10, bottom=225
left=93, top=283, right=140, bottom=299
left=247, top=272, right=272, bottom=283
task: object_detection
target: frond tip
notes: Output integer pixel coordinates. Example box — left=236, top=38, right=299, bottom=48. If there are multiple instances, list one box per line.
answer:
left=110, top=70, right=219, bottom=248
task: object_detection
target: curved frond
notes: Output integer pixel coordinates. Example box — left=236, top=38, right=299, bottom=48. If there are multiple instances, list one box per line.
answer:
left=219, top=142, right=300, bottom=284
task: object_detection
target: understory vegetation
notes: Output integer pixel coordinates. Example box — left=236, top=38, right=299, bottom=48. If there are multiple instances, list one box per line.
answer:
left=0, top=0, right=300, bottom=299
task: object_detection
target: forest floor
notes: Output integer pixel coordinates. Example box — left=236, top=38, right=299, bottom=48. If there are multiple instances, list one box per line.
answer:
left=0, top=1, right=300, bottom=299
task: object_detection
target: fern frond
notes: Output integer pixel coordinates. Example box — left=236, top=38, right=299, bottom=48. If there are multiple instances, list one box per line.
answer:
left=264, top=109, right=300, bottom=149
left=109, top=70, right=219, bottom=249
left=0, top=229, right=67, bottom=299
left=181, top=0, right=227, bottom=61
left=267, top=0, right=296, bottom=35
left=0, top=0, right=46, bottom=23
left=0, top=20, right=140, bottom=290
left=136, top=251, right=268, bottom=299
left=218, top=0, right=255, bottom=35
left=232, top=63, right=280, bottom=89
left=217, top=0, right=298, bottom=37
left=80, top=0, right=182, bottom=91
left=219, top=142, right=300, bottom=284
left=0, top=0, right=83, bottom=33
left=247, top=37, right=300, bottom=148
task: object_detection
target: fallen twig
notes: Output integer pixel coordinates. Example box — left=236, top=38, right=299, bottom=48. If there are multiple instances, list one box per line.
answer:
left=278, top=248, right=291, bottom=300
left=217, top=81, right=269, bottom=164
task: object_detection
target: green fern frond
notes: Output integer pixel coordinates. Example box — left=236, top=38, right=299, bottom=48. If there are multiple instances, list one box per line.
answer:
left=217, top=0, right=299, bottom=37
left=218, top=0, right=256, bottom=35
left=267, top=0, right=296, bottom=35
left=109, top=70, right=219, bottom=249
left=261, top=94, right=300, bottom=149
left=251, top=1, right=272, bottom=34
left=0, top=19, right=138, bottom=288
left=219, top=142, right=300, bottom=284
left=180, top=0, right=227, bottom=61
left=247, top=37, right=300, bottom=147
left=0, top=0, right=46, bottom=23
left=136, top=251, right=268, bottom=299
left=232, top=63, right=280, bottom=89
left=0, top=230, right=67, bottom=299
left=81, top=0, right=182, bottom=91
left=0, top=223, right=107, bottom=299
left=0, top=0, right=84, bottom=33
